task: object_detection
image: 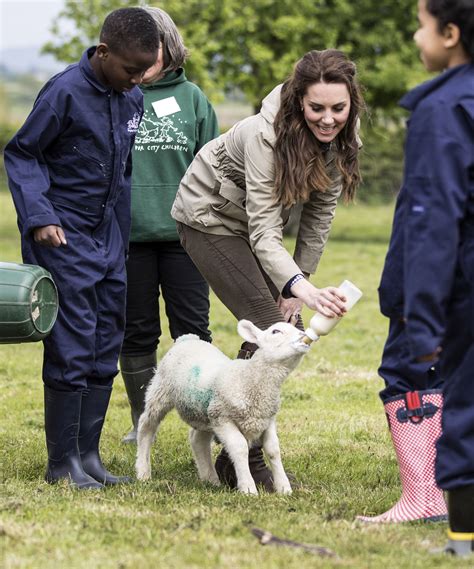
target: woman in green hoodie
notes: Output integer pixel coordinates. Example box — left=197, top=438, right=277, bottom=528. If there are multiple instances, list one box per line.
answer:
left=120, top=7, right=219, bottom=443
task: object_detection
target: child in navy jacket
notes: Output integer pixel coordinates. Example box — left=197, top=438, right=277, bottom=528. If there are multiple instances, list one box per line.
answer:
left=4, top=8, right=159, bottom=489
left=358, top=0, right=474, bottom=553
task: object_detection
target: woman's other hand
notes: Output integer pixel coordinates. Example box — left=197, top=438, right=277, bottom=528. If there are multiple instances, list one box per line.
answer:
left=290, top=279, right=346, bottom=317
left=278, top=296, right=304, bottom=324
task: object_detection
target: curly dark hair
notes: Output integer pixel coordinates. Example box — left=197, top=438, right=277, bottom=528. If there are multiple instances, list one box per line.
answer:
left=427, top=0, right=474, bottom=59
left=100, top=7, right=160, bottom=55
left=273, top=49, right=365, bottom=207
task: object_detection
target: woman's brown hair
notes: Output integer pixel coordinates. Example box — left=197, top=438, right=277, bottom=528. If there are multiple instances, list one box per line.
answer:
left=273, top=49, right=365, bottom=207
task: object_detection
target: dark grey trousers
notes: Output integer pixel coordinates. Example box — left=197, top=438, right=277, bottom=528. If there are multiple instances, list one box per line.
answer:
left=176, top=223, right=303, bottom=352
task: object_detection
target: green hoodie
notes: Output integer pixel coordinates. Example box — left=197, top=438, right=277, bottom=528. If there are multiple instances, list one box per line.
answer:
left=130, top=69, right=219, bottom=241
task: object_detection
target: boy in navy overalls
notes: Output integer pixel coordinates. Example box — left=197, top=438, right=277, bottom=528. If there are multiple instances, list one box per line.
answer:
left=4, top=8, right=160, bottom=489
left=358, top=0, right=474, bottom=545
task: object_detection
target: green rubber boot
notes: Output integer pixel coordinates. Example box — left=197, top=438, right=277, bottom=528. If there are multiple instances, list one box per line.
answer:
left=119, top=353, right=156, bottom=444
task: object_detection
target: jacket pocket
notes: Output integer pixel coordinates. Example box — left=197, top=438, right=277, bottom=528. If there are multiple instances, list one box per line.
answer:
left=72, top=145, right=108, bottom=177
left=211, top=178, right=248, bottom=223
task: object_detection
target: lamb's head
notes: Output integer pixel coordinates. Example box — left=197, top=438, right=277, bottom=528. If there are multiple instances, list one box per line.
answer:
left=237, top=320, right=310, bottom=364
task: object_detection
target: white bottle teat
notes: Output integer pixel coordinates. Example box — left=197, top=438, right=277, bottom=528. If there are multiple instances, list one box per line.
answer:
left=303, top=280, right=363, bottom=343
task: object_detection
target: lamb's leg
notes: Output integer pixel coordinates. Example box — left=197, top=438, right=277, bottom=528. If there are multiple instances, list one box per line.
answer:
left=135, top=386, right=173, bottom=480
left=262, top=419, right=292, bottom=494
left=213, top=423, right=257, bottom=495
left=189, top=429, right=220, bottom=486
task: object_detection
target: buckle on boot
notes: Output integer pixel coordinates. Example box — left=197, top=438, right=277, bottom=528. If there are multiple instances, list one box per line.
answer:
left=396, top=391, right=439, bottom=424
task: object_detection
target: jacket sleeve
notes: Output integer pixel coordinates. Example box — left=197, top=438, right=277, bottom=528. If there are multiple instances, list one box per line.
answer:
left=4, top=98, right=63, bottom=237
left=114, top=104, right=143, bottom=258
left=403, top=99, right=473, bottom=358
left=195, top=96, right=219, bottom=154
left=114, top=148, right=133, bottom=258
left=294, top=168, right=342, bottom=275
left=378, top=188, right=406, bottom=318
left=244, top=131, right=303, bottom=292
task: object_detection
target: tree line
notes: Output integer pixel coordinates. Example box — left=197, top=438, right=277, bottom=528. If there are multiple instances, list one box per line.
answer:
left=34, top=0, right=432, bottom=202
left=43, top=0, right=429, bottom=117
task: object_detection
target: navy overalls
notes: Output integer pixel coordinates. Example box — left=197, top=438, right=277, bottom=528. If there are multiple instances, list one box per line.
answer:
left=4, top=47, right=143, bottom=391
left=378, top=64, right=474, bottom=490
left=378, top=186, right=442, bottom=403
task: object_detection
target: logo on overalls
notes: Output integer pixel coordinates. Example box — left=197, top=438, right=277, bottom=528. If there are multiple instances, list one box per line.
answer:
left=127, top=112, right=141, bottom=134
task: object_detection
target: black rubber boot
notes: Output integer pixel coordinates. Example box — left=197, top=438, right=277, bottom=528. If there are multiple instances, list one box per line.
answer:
left=78, top=385, right=131, bottom=485
left=248, top=446, right=275, bottom=491
left=44, top=385, right=103, bottom=489
left=445, top=485, right=474, bottom=557
left=215, top=446, right=275, bottom=492
left=119, top=353, right=156, bottom=444
left=215, top=447, right=239, bottom=488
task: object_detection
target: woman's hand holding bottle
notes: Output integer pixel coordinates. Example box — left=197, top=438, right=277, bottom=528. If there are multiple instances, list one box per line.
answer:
left=290, top=278, right=347, bottom=317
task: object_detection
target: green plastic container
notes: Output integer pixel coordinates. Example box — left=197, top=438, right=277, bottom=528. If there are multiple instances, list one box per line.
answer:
left=0, top=262, right=58, bottom=344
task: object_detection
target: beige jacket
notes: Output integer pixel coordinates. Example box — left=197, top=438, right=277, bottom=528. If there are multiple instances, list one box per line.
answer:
left=172, top=84, right=343, bottom=292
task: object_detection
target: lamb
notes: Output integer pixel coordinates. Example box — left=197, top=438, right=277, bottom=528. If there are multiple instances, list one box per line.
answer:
left=135, top=319, right=310, bottom=494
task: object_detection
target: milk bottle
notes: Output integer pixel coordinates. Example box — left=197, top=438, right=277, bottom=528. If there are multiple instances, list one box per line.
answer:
left=303, top=280, right=362, bottom=344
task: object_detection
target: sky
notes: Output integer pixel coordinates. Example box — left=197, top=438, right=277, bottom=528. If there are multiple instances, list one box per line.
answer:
left=0, top=0, right=65, bottom=50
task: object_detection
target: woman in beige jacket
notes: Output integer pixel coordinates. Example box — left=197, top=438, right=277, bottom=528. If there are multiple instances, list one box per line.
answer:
left=171, top=49, right=365, bottom=490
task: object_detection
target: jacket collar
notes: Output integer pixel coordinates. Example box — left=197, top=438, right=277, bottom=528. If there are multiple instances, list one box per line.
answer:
left=260, top=84, right=282, bottom=123
left=79, top=46, right=110, bottom=94
left=399, top=63, right=471, bottom=111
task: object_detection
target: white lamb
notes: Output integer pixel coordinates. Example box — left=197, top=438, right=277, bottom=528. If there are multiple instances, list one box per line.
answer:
left=135, top=319, right=310, bottom=494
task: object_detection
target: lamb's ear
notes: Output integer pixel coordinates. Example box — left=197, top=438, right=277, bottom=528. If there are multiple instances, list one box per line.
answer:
left=237, top=319, right=261, bottom=344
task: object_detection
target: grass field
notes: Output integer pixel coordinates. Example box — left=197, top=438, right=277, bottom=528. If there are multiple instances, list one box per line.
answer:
left=0, top=193, right=465, bottom=569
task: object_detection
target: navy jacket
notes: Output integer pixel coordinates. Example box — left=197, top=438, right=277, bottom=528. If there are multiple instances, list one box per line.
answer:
left=4, top=47, right=143, bottom=251
left=379, top=63, right=474, bottom=358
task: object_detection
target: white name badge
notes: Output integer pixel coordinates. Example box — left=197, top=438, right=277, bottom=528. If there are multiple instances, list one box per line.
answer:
left=152, top=96, right=181, bottom=118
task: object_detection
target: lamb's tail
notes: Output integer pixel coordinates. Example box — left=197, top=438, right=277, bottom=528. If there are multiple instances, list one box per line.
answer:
left=135, top=379, right=174, bottom=481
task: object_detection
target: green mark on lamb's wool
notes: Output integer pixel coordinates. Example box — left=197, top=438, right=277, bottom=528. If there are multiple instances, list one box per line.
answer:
left=186, top=365, right=213, bottom=412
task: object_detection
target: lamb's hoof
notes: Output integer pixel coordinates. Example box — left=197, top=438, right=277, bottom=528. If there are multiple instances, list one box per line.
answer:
left=237, top=483, right=259, bottom=495
left=136, top=469, right=151, bottom=481
left=203, top=474, right=221, bottom=486
left=273, top=476, right=292, bottom=494
left=275, top=486, right=293, bottom=495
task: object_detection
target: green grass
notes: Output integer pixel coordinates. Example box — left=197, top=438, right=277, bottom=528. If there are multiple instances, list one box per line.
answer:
left=0, top=195, right=466, bottom=569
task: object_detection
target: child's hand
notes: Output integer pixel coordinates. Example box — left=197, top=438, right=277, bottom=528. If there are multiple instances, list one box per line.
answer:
left=416, top=346, right=442, bottom=363
left=33, top=225, right=67, bottom=247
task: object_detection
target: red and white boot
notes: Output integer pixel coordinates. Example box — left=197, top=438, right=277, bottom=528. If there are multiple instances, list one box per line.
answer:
left=358, top=389, right=447, bottom=523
